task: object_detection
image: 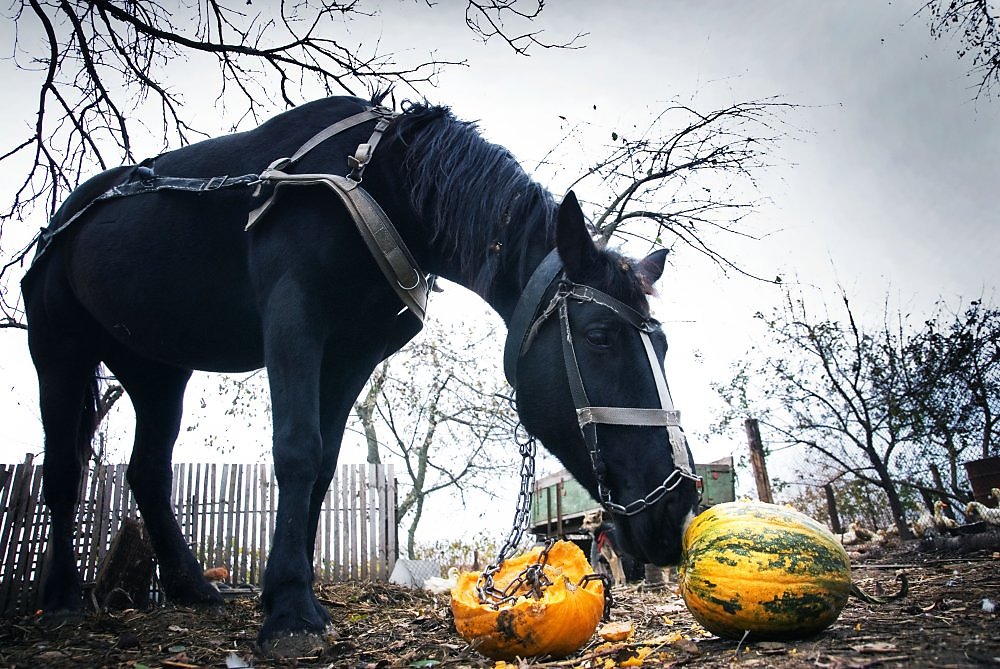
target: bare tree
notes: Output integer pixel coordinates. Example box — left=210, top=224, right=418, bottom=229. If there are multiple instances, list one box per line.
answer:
left=898, top=299, right=1000, bottom=492
left=2, top=1, right=579, bottom=222
left=352, top=316, right=519, bottom=558
left=715, top=287, right=1000, bottom=537
left=917, top=0, right=1000, bottom=99
left=0, top=0, right=582, bottom=329
left=547, top=98, right=795, bottom=280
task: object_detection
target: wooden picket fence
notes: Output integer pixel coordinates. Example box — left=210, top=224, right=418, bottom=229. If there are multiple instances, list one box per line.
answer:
left=0, top=456, right=397, bottom=616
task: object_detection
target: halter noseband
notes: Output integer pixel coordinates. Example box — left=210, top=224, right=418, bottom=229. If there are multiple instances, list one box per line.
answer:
left=503, top=249, right=699, bottom=517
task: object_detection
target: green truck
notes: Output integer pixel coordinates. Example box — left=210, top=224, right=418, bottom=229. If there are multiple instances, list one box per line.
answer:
left=530, top=457, right=736, bottom=540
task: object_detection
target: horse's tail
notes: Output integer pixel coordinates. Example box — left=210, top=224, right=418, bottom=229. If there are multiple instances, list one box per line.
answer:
left=78, top=368, right=102, bottom=462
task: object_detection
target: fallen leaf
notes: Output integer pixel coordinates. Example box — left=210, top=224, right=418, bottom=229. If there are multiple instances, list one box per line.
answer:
left=619, top=646, right=654, bottom=667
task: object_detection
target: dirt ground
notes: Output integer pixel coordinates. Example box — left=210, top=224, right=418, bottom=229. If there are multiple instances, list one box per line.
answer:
left=1, top=540, right=998, bottom=669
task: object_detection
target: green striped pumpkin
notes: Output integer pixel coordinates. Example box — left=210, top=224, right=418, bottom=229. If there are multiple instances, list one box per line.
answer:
left=678, top=501, right=852, bottom=640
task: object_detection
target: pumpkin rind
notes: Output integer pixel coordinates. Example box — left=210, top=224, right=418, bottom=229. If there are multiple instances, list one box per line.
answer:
left=450, top=541, right=604, bottom=659
left=678, top=501, right=852, bottom=640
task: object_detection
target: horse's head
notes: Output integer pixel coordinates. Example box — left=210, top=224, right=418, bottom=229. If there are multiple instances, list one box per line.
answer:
left=505, top=192, right=700, bottom=566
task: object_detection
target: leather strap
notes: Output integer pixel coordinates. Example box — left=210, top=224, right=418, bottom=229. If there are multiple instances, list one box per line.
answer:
left=268, top=107, right=392, bottom=172
left=247, top=171, right=428, bottom=322
left=502, top=249, right=564, bottom=388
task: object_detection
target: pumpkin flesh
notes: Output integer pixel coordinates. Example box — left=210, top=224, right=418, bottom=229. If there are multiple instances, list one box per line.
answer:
left=450, top=540, right=604, bottom=660
left=678, top=501, right=852, bottom=640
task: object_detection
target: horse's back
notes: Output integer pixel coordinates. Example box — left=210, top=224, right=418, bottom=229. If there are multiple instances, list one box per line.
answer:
left=23, top=94, right=390, bottom=373
left=152, top=95, right=374, bottom=176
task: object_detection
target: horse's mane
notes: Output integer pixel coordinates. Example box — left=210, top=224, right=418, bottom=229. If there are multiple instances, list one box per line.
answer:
left=391, top=101, right=651, bottom=313
left=391, top=102, right=557, bottom=297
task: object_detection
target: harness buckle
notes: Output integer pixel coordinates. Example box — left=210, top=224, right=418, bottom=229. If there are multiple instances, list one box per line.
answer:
left=348, top=144, right=372, bottom=181
left=204, top=176, right=228, bottom=191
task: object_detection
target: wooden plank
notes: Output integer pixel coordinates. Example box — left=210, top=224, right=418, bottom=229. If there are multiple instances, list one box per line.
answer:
left=340, top=464, right=349, bottom=581
left=257, top=465, right=269, bottom=585
left=358, top=466, right=368, bottom=580
left=213, top=464, right=227, bottom=570
left=111, top=464, right=125, bottom=541
left=0, top=464, right=15, bottom=531
left=26, top=464, right=48, bottom=614
left=0, top=461, right=32, bottom=604
left=188, top=462, right=205, bottom=555
left=385, top=464, right=397, bottom=579
left=8, top=464, right=44, bottom=614
left=207, top=463, right=218, bottom=567
left=265, top=465, right=277, bottom=582
left=247, top=464, right=260, bottom=585
left=375, top=464, right=388, bottom=581
left=0, top=462, right=28, bottom=613
left=238, top=464, right=250, bottom=584
left=228, top=463, right=239, bottom=575
left=368, top=463, right=378, bottom=580
left=349, top=467, right=361, bottom=581
left=80, top=464, right=102, bottom=583
left=96, top=464, right=117, bottom=579
left=221, top=463, right=235, bottom=572
left=331, top=471, right=340, bottom=581
left=171, top=463, right=185, bottom=540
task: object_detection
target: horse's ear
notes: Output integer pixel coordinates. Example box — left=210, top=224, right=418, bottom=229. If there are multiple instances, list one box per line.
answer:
left=556, top=191, right=599, bottom=280
left=637, top=248, right=669, bottom=289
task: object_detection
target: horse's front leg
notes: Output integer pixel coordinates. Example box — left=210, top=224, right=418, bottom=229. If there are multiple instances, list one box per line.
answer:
left=258, top=325, right=331, bottom=646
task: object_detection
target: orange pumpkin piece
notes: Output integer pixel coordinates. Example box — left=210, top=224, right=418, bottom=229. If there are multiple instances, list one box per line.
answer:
left=598, top=620, right=634, bottom=642
left=450, top=541, right=605, bottom=660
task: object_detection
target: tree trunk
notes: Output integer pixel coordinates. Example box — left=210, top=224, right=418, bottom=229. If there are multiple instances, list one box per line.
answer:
left=92, top=518, right=155, bottom=610
left=406, top=497, right=424, bottom=559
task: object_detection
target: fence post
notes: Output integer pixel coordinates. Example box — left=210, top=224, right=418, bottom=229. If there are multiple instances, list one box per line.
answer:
left=745, top=418, right=773, bottom=504
left=824, top=483, right=843, bottom=534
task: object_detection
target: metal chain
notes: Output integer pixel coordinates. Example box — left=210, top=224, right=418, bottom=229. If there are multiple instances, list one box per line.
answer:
left=476, top=420, right=540, bottom=605
left=476, top=416, right=614, bottom=620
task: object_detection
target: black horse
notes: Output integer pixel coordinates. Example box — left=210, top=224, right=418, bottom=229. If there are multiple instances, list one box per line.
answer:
left=22, top=94, right=700, bottom=646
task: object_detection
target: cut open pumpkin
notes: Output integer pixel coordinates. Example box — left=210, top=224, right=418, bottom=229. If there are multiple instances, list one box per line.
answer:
left=450, top=540, right=605, bottom=660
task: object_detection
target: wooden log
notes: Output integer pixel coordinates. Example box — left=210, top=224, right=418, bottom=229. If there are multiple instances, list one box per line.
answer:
left=92, top=518, right=154, bottom=611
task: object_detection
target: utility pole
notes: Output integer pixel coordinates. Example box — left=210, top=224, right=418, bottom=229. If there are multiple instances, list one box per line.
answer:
left=745, top=418, right=773, bottom=504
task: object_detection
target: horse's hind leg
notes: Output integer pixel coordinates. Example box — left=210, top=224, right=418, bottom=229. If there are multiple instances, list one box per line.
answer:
left=34, top=361, right=100, bottom=613
left=109, top=355, right=222, bottom=606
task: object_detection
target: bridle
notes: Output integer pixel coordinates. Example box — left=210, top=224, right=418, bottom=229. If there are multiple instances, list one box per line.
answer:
left=503, top=249, right=700, bottom=517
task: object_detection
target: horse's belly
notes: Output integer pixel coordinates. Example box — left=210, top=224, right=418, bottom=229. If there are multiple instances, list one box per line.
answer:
left=66, top=197, right=265, bottom=372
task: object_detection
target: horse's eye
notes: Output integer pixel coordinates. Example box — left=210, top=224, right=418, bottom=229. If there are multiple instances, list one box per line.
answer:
left=585, top=329, right=611, bottom=348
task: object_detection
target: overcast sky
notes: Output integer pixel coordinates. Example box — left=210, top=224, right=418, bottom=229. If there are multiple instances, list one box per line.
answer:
left=1, top=3, right=997, bottom=523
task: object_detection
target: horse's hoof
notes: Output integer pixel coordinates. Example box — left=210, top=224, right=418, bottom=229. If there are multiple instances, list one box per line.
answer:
left=256, top=627, right=337, bottom=659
